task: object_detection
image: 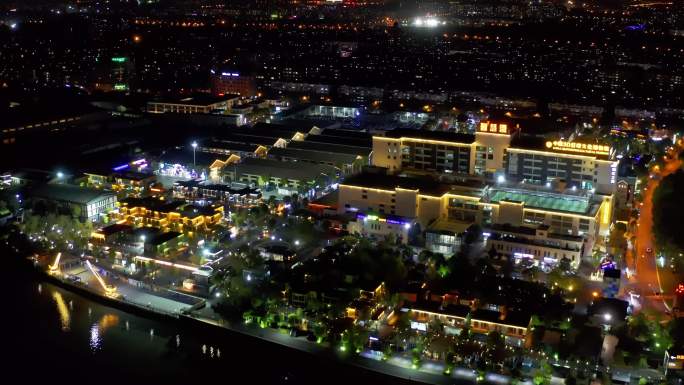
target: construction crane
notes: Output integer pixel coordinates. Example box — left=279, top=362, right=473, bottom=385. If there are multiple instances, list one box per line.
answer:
left=85, top=260, right=119, bottom=298
left=48, top=252, right=62, bottom=274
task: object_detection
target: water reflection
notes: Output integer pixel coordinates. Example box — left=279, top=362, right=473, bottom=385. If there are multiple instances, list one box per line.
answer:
left=89, top=324, right=101, bottom=352
left=98, top=314, right=119, bottom=331
left=51, top=291, right=70, bottom=332
left=89, top=314, right=119, bottom=353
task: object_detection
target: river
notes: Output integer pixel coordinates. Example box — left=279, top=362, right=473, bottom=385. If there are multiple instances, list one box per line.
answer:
left=5, top=255, right=415, bottom=384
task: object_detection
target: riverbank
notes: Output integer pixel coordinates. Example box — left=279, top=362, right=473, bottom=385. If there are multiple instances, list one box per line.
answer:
left=32, top=260, right=463, bottom=385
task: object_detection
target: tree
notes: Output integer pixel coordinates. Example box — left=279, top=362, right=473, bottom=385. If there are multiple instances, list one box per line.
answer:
left=559, top=257, right=572, bottom=272
left=486, top=330, right=504, bottom=349
left=533, top=359, right=553, bottom=385
left=653, top=170, right=684, bottom=255
left=608, top=222, right=628, bottom=258
left=463, top=224, right=483, bottom=244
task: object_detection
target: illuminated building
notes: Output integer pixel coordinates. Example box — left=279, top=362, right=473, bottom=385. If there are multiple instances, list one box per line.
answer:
left=505, top=136, right=618, bottom=194
left=372, top=123, right=618, bottom=194
left=346, top=213, right=415, bottom=244
left=29, top=183, right=117, bottom=222
left=485, top=223, right=584, bottom=270
left=210, top=69, right=257, bottom=97
left=82, top=159, right=155, bottom=196
left=147, top=94, right=239, bottom=114
left=665, top=348, right=684, bottom=377
left=407, top=300, right=530, bottom=346
left=111, top=197, right=224, bottom=234
left=89, top=56, right=135, bottom=92
left=338, top=170, right=612, bottom=258
left=223, top=158, right=338, bottom=197
left=372, top=122, right=514, bottom=176
left=91, top=223, right=133, bottom=243
left=173, top=180, right=262, bottom=207
left=267, top=147, right=365, bottom=176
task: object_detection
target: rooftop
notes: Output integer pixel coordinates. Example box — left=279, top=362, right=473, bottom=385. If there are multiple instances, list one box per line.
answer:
left=510, top=135, right=612, bottom=160
left=120, top=197, right=184, bottom=213
left=252, top=122, right=310, bottom=135
left=411, top=302, right=531, bottom=328
left=321, top=128, right=373, bottom=140
left=149, top=231, right=183, bottom=245
left=210, top=133, right=283, bottom=147
left=488, top=189, right=592, bottom=215
left=157, top=148, right=218, bottom=167
left=306, top=134, right=371, bottom=149
left=149, top=94, right=237, bottom=106
left=31, top=184, right=115, bottom=205
left=268, top=147, right=360, bottom=165
left=384, top=128, right=475, bottom=144
left=113, top=171, right=156, bottom=181
left=95, top=224, right=132, bottom=236
left=200, top=140, right=261, bottom=153
left=426, top=218, right=473, bottom=235
left=287, top=140, right=371, bottom=157
left=232, top=157, right=338, bottom=181
left=178, top=204, right=220, bottom=218
left=198, top=183, right=261, bottom=196
left=341, top=172, right=452, bottom=196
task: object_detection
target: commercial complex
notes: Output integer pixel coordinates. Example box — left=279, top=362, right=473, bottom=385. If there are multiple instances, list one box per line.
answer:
left=337, top=169, right=612, bottom=266
left=372, top=122, right=618, bottom=194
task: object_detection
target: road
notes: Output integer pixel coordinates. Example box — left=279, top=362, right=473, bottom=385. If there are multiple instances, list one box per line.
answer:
left=627, top=149, right=681, bottom=313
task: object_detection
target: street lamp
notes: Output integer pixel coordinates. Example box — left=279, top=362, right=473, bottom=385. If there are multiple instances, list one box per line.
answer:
left=191, top=141, right=198, bottom=168
left=57, top=171, right=64, bottom=179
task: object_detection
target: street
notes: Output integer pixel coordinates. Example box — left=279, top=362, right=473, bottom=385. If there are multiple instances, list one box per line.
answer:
left=626, top=148, right=681, bottom=314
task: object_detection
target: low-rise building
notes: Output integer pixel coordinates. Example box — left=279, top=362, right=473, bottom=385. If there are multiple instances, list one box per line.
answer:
left=29, top=183, right=117, bottom=222
left=173, top=180, right=262, bottom=207
left=147, top=94, right=239, bottom=114
left=223, top=157, right=338, bottom=197
left=346, top=212, right=414, bottom=244
left=408, top=302, right=531, bottom=346
left=111, top=197, right=224, bottom=234
left=425, top=219, right=469, bottom=255
left=485, top=223, right=584, bottom=270
left=91, top=223, right=133, bottom=243
left=267, top=147, right=365, bottom=176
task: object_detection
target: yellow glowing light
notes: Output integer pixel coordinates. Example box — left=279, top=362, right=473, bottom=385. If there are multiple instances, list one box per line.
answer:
left=52, top=291, right=70, bottom=331
left=86, top=260, right=118, bottom=298
left=49, top=252, right=62, bottom=272
left=133, top=256, right=199, bottom=272
left=545, top=140, right=611, bottom=156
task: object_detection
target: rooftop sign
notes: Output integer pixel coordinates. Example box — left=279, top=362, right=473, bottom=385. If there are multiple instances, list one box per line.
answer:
left=479, top=122, right=509, bottom=134
left=545, top=140, right=610, bottom=156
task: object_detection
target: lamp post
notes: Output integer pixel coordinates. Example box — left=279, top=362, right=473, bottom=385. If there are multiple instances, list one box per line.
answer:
left=191, top=141, right=198, bottom=168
